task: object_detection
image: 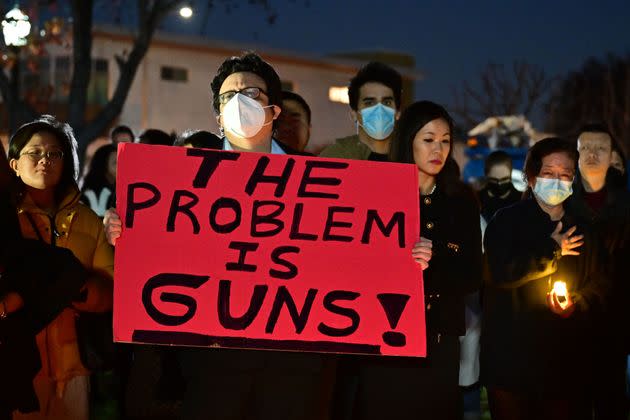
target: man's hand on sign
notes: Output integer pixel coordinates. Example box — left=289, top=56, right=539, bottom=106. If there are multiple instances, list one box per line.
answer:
left=103, top=208, right=122, bottom=246
left=550, top=222, right=584, bottom=256
left=412, top=237, right=432, bottom=270
left=546, top=288, right=575, bottom=318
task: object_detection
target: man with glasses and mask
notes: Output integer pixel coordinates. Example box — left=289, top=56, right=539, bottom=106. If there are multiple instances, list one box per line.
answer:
left=479, top=150, right=521, bottom=223
left=208, top=54, right=312, bottom=156
left=319, top=61, right=402, bottom=161
left=103, top=52, right=320, bottom=420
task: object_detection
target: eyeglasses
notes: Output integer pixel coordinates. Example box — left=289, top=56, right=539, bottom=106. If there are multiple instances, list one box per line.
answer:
left=218, top=87, right=267, bottom=105
left=20, top=150, right=64, bottom=162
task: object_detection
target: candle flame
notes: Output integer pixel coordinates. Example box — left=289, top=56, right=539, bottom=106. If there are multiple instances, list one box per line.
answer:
left=552, top=281, right=568, bottom=309
left=553, top=281, right=567, bottom=296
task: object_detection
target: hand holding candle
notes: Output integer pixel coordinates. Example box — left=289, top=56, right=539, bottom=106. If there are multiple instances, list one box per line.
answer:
left=547, top=280, right=575, bottom=317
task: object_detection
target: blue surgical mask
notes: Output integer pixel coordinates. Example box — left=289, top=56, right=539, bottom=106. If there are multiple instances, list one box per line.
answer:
left=533, top=177, right=573, bottom=206
left=358, top=103, right=395, bottom=140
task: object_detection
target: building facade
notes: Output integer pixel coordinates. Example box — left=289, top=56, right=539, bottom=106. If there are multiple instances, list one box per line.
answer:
left=2, top=26, right=420, bottom=153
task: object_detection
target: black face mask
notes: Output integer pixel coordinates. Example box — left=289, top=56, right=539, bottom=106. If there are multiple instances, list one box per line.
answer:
left=486, top=177, right=512, bottom=197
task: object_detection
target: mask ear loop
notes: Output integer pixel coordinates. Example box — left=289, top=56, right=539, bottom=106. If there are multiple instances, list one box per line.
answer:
left=262, top=105, right=281, bottom=137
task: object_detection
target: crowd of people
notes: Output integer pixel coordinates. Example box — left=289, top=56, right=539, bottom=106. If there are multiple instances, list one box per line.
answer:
left=1, top=51, right=628, bottom=420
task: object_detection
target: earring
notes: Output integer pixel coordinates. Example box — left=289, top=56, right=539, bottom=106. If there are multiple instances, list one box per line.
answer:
left=219, top=126, right=225, bottom=137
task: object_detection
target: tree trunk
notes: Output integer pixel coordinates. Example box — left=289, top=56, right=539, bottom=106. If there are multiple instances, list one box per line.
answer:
left=68, top=0, right=93, bottom=138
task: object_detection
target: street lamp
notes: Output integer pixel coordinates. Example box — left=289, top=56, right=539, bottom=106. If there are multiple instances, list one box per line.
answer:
left=2, top=6, right=31, bottom=47
left=179, top=5, right=193, bottom=19
left=2, top=5, right=31, bottom=134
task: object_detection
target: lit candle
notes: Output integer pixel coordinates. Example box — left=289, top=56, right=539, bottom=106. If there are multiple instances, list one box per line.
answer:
left=552, top=281, right=569, bottom=309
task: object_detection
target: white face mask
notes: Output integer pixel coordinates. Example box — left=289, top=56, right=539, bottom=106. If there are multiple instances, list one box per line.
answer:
left=533, top=177, right=573, bottom=206
left=221, top=93, right=274, bottom=138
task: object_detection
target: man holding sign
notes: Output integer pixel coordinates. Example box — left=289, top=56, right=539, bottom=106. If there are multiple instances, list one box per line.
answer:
left=105, top=53, right=427, bottom=420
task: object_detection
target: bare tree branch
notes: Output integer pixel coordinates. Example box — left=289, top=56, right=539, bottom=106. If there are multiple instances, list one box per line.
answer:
left=75, top=0, right=182, bottom=164
left=546, top=53, right=630, bottom=156
left=451, top=61, right=551, bottom=129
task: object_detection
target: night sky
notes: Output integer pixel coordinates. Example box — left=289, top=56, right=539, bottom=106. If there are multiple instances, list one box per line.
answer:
left=148, top=0, right=630, bottom=128
left=11, top=0, right=630, bottom=129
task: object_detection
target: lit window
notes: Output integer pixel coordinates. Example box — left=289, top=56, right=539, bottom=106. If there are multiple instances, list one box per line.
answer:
left=329, top=86, right=349, bottom=104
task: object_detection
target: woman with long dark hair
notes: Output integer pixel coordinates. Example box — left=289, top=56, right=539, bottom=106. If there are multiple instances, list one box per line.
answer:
left=481, top=137, right=608, bottom=420
left=349, top=101, right=482, bottom=419
left=7, top=115, right=114, bottom=419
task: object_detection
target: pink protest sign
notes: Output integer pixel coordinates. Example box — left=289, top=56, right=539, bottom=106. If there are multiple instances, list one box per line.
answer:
left=114, top=142, right=426, bottom=357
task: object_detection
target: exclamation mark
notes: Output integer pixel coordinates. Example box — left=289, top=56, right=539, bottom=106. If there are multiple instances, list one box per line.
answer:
left=376, top=293, right=410, bottom=347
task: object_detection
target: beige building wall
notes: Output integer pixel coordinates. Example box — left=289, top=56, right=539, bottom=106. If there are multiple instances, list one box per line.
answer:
left=91, top=28, right=371, bottom=153
left=5, top=27, right=419, bottom=154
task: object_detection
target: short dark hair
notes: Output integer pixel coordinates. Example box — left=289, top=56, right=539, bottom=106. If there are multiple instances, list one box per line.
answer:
left=577, top=122, right=624, bottom=157
left=138, top=129, right=174, bottom=146
left=8, top=115, right=80, bottom=202
left=173, top=129, right=221, bottom=148
left=390, top=101, right=465, bottom=196
left=577, top=123, right=612, bottom=140
left=523, top=137, right=578, bottom=186
left=348, top=62, right=403, bottom=111
left=210, top=52, right=282, bottom=119
left=111, top=125, right=134, bottom=142
left=484, top=150, right=513, bottom=175
left=282, top=90, right=311, bottom=124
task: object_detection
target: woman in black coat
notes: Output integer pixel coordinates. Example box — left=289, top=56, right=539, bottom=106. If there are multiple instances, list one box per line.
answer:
left=481, top=137, right=608, bottom=420
left=0, top=144, right=86, bottom=418
left=348, top=101, right=482, bottom=420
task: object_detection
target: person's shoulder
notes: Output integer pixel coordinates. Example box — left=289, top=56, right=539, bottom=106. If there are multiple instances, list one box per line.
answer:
left=319, top=135, right=367, bottom=159
left=65, top=197, right=107, bottom=230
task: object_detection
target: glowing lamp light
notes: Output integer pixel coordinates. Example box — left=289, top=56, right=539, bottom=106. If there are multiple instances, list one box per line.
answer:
left=328, top=86, right=349, bottom=104
left=2, top=6, right=31, bottom=47
left=552, top=281, right=569, bottom=309
left=179, top=6, right=193, bottom=19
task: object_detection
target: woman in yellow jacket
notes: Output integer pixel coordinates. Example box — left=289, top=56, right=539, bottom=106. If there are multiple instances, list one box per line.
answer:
left=8, top=115, right=114, bottom=419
